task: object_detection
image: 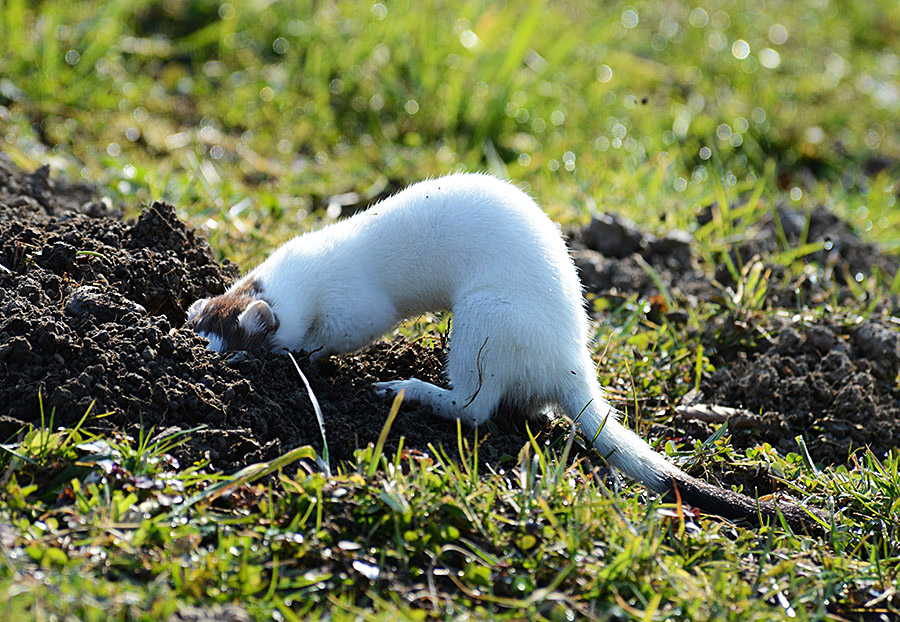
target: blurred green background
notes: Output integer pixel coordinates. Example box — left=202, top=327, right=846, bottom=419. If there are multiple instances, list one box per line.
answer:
left=2, top=0, right=898, bottom=266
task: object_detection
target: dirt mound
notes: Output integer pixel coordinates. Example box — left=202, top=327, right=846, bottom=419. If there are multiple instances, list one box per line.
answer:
left=569, top=214, right=717, bottom=304
left=572, top=207, right=900, bottom=466
left=714, top=203, right=900, bottom=308
left=571, top=203, right=900, bottom=311
left=0, top=158, right=548, bottom=471
left=722, top=203, right=899, bottom=286
left=690, top=317, right=900, bottom=465
left=0, top=154, right=105, bottom=218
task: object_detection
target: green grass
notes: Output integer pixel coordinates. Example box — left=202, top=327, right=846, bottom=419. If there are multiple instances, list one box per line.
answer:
left=3, top=413, right=899, bottom=620
left=2, top=0, right=900, bottom=619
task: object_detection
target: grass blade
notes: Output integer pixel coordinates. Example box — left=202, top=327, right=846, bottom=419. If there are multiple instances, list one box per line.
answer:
left=288, top=352, right=330, bottom=477
left=171, top=444, right=316, bottom=514
left=366, top=389, right=404, bottom=480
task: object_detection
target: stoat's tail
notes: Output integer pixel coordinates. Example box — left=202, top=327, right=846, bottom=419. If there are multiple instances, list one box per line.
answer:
left=564, top=392, right=827, bottom=532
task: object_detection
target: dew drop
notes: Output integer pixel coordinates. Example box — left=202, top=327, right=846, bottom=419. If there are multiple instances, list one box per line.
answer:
left=759, top=48, right=781, bottom=69
left=689, top=7, right=708, bottom=27
left=732, top=40, right=750, bottom=60
left=769, top=23, right=789, bottom=45
left=596, top=64, right=613, bottom=83
left=272, top=37, right=289, bottom=54
left=621, top=9, right=639, bottom=29
left=459, top=29, right=479, bottom=49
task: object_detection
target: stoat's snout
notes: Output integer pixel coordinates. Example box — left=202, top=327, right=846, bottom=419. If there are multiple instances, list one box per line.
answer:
left=186, top=278, right=279, bottom=353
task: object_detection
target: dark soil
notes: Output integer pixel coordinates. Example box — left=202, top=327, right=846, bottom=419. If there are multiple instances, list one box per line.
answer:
left=689, top=315, right=900, bottom=465
left=571, top=202, right=900, bottom=311
left=712, top=202, right=900, bottom=308
left=1, top=155, right=898, bottom=474
left=569, top=213, right=716, bottom=304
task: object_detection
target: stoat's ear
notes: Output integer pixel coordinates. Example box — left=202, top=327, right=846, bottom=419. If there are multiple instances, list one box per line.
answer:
left=187, top=298, right=209, bottom=322
left=238, top=299, right=277, bottom=335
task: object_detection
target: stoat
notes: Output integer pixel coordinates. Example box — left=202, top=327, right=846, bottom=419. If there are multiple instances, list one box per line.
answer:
left=188, top=173, right=824, bottom=531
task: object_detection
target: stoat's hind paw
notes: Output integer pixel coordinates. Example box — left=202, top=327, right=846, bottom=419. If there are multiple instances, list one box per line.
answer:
left=374, top=379, right=446, bottom=409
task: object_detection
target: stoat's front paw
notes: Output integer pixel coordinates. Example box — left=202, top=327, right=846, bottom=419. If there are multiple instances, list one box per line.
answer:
left=374, top=380, right=408, bottom=398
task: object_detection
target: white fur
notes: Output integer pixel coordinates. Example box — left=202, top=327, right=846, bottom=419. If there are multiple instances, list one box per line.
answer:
left=238, top=299, right=276, bottom=334
left=219, top=173, right=681, bottom=491
left=199, top=331, right=226, bottom=353
left=187, top=298, right=207, bottom=322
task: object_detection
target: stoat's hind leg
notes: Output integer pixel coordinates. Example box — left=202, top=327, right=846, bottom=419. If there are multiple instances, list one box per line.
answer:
left=375, top=293, right=519, bottom=427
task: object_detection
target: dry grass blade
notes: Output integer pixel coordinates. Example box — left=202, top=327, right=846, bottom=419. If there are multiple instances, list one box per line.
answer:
left=288, top=351, right=330, bottom=477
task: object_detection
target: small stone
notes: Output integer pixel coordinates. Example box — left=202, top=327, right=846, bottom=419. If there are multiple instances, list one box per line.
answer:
left=582, top=213, right=647, bottom=258
left=649, top=229, right=694, bottom=269
left=665, top=310, right=690, bottom=325
left=806, top=325, right=836, bottom=353
left=852, top=322, right=900, bottom=366
left=777, top=326, right=803, bottom=352
left=66, top=285, right=146, bottom=322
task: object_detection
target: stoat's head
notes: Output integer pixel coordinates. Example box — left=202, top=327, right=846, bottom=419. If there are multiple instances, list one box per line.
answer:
left=186, top=278, right=280, bottom=353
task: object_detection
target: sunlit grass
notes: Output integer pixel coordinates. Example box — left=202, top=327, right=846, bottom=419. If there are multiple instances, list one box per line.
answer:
left=2, top=410, right=898, bottom=620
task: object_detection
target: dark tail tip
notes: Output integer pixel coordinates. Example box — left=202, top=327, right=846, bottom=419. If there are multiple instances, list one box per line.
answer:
left=665, top=471, right=828, bottom=535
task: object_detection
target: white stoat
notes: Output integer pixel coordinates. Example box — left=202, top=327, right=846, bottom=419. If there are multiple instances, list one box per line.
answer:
left=188, top=173, right=822, bottom=530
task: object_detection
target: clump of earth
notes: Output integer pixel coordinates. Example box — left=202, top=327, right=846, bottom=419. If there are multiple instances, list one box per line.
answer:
left=1, top=154, right=898, bottom=474
left=570, top=204, right=899, bottom=309
left=662, top=315, right=900, bottom=467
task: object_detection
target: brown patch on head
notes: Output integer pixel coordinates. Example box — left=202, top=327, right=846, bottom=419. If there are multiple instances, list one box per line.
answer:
left=188, top=278, right=280, bottom=352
